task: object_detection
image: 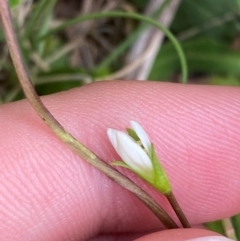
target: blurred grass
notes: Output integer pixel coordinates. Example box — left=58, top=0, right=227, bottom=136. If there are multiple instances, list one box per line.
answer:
left=1, top=0, right=240, bottom=239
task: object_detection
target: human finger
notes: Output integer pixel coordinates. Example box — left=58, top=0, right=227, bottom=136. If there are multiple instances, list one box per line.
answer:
left=0, top=81, right=239, bottom=240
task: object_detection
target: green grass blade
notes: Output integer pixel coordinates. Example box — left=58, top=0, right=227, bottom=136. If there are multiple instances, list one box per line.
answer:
left=25, top=0, right=49, bottom=37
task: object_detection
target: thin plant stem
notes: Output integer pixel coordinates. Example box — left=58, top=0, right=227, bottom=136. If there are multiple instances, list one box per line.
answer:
left=165, top=191, right=191, bottom=228
left=222, top=218, right=237, bottom=240
left=39, top=11, right=188, bottom=84
left=0, top=0, right=178, bottom=229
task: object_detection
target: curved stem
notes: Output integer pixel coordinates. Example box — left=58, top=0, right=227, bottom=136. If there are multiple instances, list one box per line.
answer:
left=0, top=0, right=178, bottom=229
left=39, top=11, right=188, bottom=84
left=166, top=191, right=191, bottom=228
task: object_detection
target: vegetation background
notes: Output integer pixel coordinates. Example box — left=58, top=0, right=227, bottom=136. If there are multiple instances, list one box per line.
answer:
left=1, top=0, right=239, bottom=239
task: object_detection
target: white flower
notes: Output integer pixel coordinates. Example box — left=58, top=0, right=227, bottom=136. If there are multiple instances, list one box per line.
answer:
left=107, top=121, right=154, bottom=181
left=107, top=120, right=172, bottom=194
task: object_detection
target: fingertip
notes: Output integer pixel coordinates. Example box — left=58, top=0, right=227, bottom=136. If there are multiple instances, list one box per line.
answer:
left=134, top=229, right=226, bottom=241
left=1, top=81, right=240, bottom=240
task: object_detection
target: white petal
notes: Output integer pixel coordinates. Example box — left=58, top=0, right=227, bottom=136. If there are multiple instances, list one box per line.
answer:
left=130, top=121, right=151, bottom=153
left=107, top=128, right=119, bottom=150
left=115, top=131, right=154, bottom=179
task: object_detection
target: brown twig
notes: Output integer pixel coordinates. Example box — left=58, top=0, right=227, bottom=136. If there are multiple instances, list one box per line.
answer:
left=0, top=0, right=178, bottom=229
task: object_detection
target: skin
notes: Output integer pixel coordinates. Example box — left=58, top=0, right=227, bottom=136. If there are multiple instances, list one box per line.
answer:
left=0, top=81, right=239, bottom=241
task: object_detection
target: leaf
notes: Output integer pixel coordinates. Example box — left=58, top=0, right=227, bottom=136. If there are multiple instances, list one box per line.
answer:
left=207, top=76, right=240, bottom=86
left=205, top=220, right=224, bottom=236
left=232, top=214, right=240, bottom=240
left=149, top=38, right=240, bottom=80
left=172, top=0, right=238, bottom=40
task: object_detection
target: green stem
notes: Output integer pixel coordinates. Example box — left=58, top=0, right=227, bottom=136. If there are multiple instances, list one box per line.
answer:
left=39, top=11, right=188, bottom=83
left=165, top=191, right=191, bottom=228
left=0, top=0, right=178, bottom=229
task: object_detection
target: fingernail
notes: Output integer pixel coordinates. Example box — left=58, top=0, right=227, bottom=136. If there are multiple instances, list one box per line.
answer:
left=186, top=236, right=234, bottom=241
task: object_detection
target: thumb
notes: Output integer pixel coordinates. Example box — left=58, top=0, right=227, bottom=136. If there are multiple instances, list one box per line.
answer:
left=135, top=229, right=233, bottom=241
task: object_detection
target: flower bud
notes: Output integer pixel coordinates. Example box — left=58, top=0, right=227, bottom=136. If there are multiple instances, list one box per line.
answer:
left=107, top=121, right=171, bottom=193
left=107, top=128, right=154, bottom=181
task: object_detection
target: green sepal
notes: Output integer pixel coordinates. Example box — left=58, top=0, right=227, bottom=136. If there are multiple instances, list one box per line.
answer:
left=150, top=144, right=172, bottom=194
left=111, top=160, right=154, bottom=185
left=126, top=128, right=140, bottom=141
left=111, top=161, right=131, bottom=169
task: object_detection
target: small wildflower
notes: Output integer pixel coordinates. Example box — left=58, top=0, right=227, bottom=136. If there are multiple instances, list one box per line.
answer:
left=107, top=121, right=171, bottom=194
